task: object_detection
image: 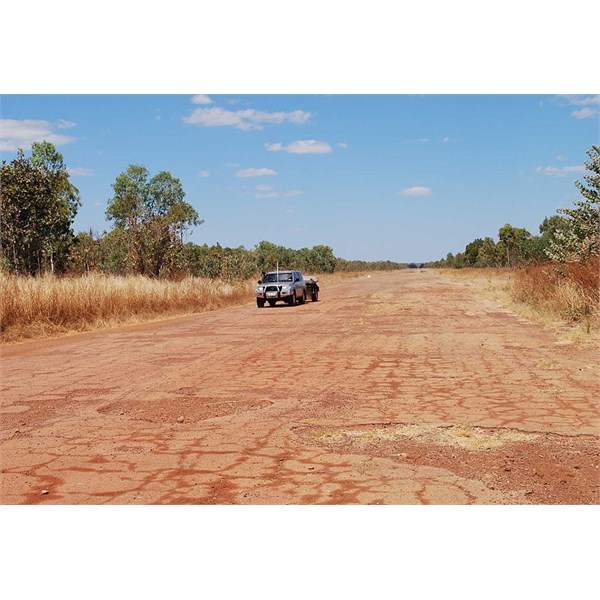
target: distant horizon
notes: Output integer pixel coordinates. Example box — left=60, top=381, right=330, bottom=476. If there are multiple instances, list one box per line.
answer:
left=1, top=94, right=597, bottom=263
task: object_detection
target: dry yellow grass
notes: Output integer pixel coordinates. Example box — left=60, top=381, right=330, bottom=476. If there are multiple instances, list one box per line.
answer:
left=432, top=267, right=515, bottom=304
left=6, top=267, right=593, bottom=344
left=0, top=270, right=372, bottom=344
left=307, top=271, right=364, bottom=286
left=432, top=267, right=599, bottom=344
left=0, top=273, right=255, bottom=343
left=312, top=423, right=538, bottom=451
left=513, top=260, right=599, bottom=333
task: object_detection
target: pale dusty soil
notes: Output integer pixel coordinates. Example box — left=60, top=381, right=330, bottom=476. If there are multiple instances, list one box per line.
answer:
left=1, top=270, right=598, bottom=504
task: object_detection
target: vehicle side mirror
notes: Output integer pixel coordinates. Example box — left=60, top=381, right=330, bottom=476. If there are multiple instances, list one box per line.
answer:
left=258, top=280, right=262, bottom=284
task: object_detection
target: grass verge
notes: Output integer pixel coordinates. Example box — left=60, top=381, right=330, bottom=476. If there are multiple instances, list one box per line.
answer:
left=513, top=259, right=599, bottom=332
left=0, top=273, right=255, bottom=344
left=433, top=261, right=599, bottom=343
left=0, top=270, right=369, bottom=344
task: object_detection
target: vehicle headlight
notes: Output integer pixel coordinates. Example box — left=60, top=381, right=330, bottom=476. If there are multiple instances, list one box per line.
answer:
left=281, top=285, right=291, bottom=292
left=256, top=286, right=264, bottom=293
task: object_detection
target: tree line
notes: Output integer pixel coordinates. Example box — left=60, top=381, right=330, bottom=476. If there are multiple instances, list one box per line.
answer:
left=428, top=145, right=600, bottom=269
left=69, top=235, right=345, bottom=280
left=1, top=143, right=405, bottom=279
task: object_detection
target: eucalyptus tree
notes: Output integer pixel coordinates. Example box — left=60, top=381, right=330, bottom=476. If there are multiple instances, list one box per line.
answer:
left=106, top=165, right=201, bottom=277
left=0, top=143, right=79, bottom=274
left=498, top=224, right=531, bottom=267
left=546, top=145, right=600, bottom=261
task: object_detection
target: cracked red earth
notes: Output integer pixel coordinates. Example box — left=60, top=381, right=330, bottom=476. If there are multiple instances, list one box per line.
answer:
left=1, top=271, right=598, bottom=504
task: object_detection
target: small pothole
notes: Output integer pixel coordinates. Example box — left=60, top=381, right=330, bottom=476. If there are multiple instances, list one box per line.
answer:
left=296, top=422, right=539, bottom=451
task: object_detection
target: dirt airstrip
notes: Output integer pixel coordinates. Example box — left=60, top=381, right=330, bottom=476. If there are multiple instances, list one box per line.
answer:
left=1, top=270, right=598, bottom=504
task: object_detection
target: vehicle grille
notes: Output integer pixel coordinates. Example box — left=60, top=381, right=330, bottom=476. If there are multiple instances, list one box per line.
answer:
left=265, top=285, right=280, bottom=292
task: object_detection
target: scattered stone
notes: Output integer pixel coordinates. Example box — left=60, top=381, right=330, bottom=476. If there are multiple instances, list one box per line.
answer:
left=41, top=490, right=49, bottom=495
left=15, top=429, right=20, bottom=434
left=177, top=416, right=185, bottom=423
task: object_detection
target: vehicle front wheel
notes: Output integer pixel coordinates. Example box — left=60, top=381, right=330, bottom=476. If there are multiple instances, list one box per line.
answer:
left=299, top=290, right=306, bottom=304
left=268, top=299, right=276, bottom=307
left=288, top=293, right=296, bottom=306
left=257, top=298, right=265, bottom=308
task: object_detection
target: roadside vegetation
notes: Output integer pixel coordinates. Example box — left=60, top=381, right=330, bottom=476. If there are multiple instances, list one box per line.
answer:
left=431, top=146, right=599, bottom=337
left=1, top=143, right=399, bottom=342
left=437, top=263, right=598, bottom=342
left=513, top=258, right=599, bottom=333
left=0, top=147, right=404, bottom=281
left=0, top=274, right=256, bottom=343
left=2, top=141, right=597, bottom=342
left=0, top=271, right=367, bottom=344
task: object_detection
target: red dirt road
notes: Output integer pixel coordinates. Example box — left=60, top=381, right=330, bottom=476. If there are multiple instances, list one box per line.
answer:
left=1, top=271, right=598, bottom=504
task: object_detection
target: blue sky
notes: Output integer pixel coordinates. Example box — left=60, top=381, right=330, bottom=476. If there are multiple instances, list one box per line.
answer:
left=1, top=94, right=598, bottom=262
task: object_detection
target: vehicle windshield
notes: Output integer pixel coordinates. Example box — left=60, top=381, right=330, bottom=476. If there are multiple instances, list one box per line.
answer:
left=262, top=272, right=293, bottom=283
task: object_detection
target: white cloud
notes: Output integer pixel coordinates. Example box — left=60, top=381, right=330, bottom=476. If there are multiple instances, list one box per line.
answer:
left=406, top=136, right=453, bottom=143
left=265, top=139, right=332, bottom=154
left=535, top=165, right=585, bottom=177
left=236, top=167, right=277, bottom=177
left=185, top=107, right=241, bottom=128
left=255, top=183, right=273, bottom=191
left=256, top=190, right=303, bottom=199
left=184, top=107, right=311, bottom=131
left=265, top=143, right=284, bottom=152
left=191, top=95, right=213, bottom=105
left=0, top=119, right=76, bottom=152
left=557, top=95, right=600, bottom=119
left=571, top=107, right=599, bottom=119
left=337, top=142, right=348, bottom=148
left=57, top=120, right=76, bottom=129
left=400, top=186, right=433, bottom=197
left=559, top=94, right=600, bottom=106
left=67, top=167, right=93, bottom=177
left=198, top=170, right=210, bottom=177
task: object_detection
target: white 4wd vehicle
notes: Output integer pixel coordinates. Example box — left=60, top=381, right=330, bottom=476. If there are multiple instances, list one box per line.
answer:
left=256, top=270, right=319, bottom=308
